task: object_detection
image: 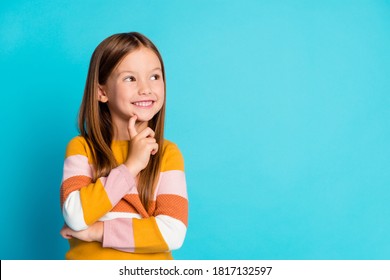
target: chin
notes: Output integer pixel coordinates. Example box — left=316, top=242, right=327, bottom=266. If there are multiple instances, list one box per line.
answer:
left=134, top=114, right=155, bottom=123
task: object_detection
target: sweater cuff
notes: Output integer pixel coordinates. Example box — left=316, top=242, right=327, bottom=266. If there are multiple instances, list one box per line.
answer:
left=103, top=218, right=135, bottom=252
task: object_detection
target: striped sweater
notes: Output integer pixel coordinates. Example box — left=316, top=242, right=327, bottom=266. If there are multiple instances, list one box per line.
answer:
left=60, top=136, right=188, bottom=260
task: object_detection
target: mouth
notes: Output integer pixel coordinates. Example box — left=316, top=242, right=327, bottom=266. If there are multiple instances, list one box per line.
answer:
left=132, top=101, right=154, bottom=108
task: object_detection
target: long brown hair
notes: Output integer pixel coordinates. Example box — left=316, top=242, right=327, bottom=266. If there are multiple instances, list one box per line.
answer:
left=78, top=32, right=166, bottom=211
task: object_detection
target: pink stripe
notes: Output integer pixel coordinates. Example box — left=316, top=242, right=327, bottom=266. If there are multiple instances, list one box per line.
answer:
left=62, top=155, right=93, bottom=182
left=102, top=164, right=137, bottom=206
left=103, top=218, right=135, bottom=252
left=155, top=170, right=187, bottom=199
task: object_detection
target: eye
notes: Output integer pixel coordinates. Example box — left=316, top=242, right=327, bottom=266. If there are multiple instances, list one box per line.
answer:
left=150, top=74, right=161, bottom=81
left=124, top=76, right=136, bottom=82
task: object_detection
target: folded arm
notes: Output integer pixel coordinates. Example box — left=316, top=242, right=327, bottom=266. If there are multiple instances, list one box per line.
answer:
left=60, top=137, right=136, bottom=231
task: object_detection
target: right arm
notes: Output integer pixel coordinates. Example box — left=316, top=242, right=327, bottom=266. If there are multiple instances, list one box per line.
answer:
left=60, top=137, right=136, bottom=231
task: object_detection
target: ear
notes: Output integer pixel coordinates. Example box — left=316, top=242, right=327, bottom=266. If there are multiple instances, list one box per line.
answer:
left=97, top=85, right=109, bottom=103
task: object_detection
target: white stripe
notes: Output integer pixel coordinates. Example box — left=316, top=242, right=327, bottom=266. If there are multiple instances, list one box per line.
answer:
left=155, top=215, right=187, bottom=250
left=62, top=191, right=88, bottom=231
left=62, top=155, right=93, bottom=182
left=98, top=212, right=142, bottom=221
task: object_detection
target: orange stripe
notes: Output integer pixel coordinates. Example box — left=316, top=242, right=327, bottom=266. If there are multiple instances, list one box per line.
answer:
left=111, top=194, right=155, bottom=218
left=60, top=175, right=92, bottom=207
left=154, top=194, right=188, bottom=226
left=110, top=194, right=188, bottom=227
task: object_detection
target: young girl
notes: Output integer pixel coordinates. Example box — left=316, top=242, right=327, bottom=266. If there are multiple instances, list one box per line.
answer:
left=60, top=32, right=188, bottom=260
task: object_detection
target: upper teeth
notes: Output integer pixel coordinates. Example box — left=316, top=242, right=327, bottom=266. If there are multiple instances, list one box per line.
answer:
left=133, top=101, right=153, bottom=107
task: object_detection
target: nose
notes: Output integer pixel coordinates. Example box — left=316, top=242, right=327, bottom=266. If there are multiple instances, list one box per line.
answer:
left=138, top=79, right=151, bottom=95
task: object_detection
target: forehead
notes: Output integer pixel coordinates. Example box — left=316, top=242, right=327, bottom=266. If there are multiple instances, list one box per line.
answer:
left=116, top=47, right=162, bottom=72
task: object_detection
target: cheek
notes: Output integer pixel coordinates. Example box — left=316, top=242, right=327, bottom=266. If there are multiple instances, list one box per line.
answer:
left=115, top=87, right=136, bottom=102
left=156, top=91, right=165, bottom=111
left=154, top=83, right=165, bottom=98
left=159, top=91, right=165, bottom=106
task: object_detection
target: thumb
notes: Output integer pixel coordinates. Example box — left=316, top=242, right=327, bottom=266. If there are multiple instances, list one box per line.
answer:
left=128, top=115, right=138, bottom=139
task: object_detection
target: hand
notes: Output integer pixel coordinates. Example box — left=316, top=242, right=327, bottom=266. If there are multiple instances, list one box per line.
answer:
left=124, top=115, right=159, bottom=177
left=60, top=222, right=103, bottom=242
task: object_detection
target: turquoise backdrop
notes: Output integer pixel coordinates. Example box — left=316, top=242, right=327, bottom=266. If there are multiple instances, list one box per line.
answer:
left=0, top=0, right=389, bottom=259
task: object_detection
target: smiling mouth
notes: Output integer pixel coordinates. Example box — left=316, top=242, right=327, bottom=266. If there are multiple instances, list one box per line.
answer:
left=132, top=101, right=154, bottom=107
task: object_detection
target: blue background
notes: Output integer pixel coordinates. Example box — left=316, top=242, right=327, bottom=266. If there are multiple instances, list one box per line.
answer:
left=0, top=0, right=389, bottom=260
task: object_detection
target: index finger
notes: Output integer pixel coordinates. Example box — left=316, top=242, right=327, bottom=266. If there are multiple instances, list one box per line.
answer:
left=128, top=115, right=138, bottom=139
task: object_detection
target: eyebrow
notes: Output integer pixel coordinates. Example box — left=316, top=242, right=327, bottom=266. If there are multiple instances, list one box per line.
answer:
left=118, top=67, right=162, bottom=75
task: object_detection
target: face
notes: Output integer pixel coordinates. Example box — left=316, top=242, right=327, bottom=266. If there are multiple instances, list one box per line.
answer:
left=98, top=47, right=165, bottom=131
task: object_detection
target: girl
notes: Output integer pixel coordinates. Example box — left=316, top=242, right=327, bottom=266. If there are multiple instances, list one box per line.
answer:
left=60, top=32, right=188, bottom=260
